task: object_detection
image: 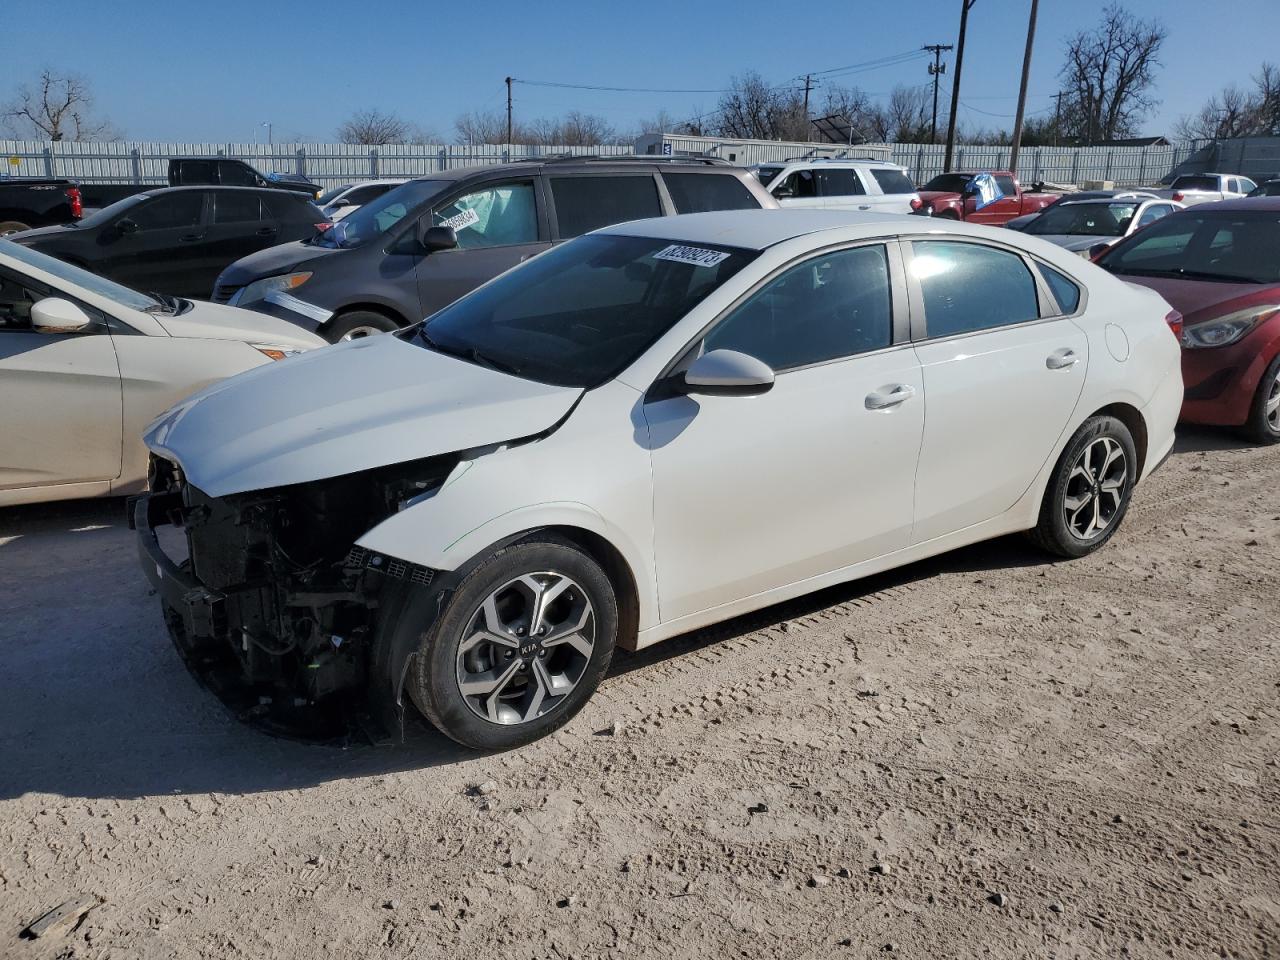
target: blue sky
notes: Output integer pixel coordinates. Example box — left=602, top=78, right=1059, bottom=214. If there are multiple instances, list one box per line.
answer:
left=4, top=0, right=1278, bottom=142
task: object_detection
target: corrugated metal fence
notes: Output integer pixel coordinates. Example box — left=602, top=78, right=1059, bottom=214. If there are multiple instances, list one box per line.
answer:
left=1, top=137, right=1219, bottom=188
left=0, top=141, right=635, bottom=187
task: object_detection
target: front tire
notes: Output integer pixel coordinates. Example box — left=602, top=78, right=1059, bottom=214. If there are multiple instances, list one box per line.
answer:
left=1242, top=352, right=1280, bottom=445
left=325, top=310, right=400, bottom=343
left=1029, top=415, right=1137, bottom=558
left=408, top=536, right=618, bottom=750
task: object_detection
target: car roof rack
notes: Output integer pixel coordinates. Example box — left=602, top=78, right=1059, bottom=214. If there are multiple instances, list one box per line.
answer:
left=534, top=154, right=731, bottom=166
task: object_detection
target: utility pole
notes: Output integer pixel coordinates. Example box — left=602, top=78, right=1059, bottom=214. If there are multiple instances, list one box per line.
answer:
left=923, top=44, right=954, bottom=144
left=1052, top=90, right=1064, bottom=147
left=1008, top=0, right=1040, bottom=176
left=943, top=0, right=977, bottom=173
left=505, top=76, right=513, bottom=145
left=802, top=74, right=814, bottom=123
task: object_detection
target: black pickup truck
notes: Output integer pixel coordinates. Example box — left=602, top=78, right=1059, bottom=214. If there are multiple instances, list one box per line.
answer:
left=0, top=178, right=83, bottom=235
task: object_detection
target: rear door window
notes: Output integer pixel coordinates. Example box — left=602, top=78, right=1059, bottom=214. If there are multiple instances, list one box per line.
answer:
left=550, top=175, right=662, bottom=239
left=815, top=168, right=864, bottom=197
left=433, top=181, right=538, bottom=249
left=911, top=241, right=1040, bottom=338
left=870, top=169, right=916, bottom=194
left=663, top=173, right=759, bottom=213
left=213, top=192, right=264, bottom=223
left=173, top=160, right=215, bottom=185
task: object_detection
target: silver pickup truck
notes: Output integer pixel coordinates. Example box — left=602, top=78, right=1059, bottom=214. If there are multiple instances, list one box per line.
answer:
left=1156, top=172, right=1258, bottom=206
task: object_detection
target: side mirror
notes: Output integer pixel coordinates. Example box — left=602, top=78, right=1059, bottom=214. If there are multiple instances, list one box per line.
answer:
left=117, top=218, right=139, bottom=237
left=680, top=349, right=775, bottom=397
left=1088, top=242, right=1111, bottom=261
left=31, top=298, right=94, bottom=334
left=331, top=197, right=352, bottom=208
left=417, top=223, right=458, bottom=253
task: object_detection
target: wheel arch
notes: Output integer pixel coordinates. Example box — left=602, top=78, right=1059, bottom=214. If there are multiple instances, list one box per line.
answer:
left=317, top=301, right=411, bottom=337
left=1091, top=401, right=1148, bottom=476
left=537, top=525, right=641, bottom=652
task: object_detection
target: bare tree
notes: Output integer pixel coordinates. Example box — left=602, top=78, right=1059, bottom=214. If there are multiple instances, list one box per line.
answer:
left=1174, top=62, right=1280, bottom=139
left=881, top=85, right=933, bottom=142
left=454, top=109, right=509, bottom=145
left=1059, top=4, right=1166, bottom=143
left=336, top=108, right=411, bottom=145
left=714, top=72, right=808, bottom=141
left=2, top=69, right=119, bottom=141
left=559, top=112, right=615, bottom=146
left=816, top=85, right=880, bottom=143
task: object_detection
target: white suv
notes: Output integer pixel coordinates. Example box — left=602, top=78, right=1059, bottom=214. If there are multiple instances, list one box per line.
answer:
left=750, top=158, right=921, bottom=215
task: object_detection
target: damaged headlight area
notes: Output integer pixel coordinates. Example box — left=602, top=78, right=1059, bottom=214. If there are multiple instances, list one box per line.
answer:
left=136, top=453, right=459, bottom=739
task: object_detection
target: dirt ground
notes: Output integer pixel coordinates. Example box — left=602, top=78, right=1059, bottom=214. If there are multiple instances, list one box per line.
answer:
left=1, top=427, right=1277, bottom=960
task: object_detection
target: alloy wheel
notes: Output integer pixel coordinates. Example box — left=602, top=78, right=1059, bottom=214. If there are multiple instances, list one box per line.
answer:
left=1062, top=436, right=1128, bottom=541
left=339, top=325, right=383, bottom=341
left=1266, top=367, right=1280, bottom=433
left=454, top=572, right=595, bottom=725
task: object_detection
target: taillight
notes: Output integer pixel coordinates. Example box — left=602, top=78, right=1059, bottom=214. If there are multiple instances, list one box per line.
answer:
left=65, top=186, right=83, bottom=219
left=1165, top=309, right=1184, bottom=341
left=909, top=197, right=923, bottom=211
left=1171, top=192, right=1184, bottom=202
left=314, top=222, right=333, bottom=232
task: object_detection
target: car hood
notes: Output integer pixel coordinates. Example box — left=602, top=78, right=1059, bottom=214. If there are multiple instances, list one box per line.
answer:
left=144, top=333, right=583, bottom=497
left=217, top=239, right=337, bottom=285
left=918, top=190, right=960, bottom=205
left=153, top=299, right=327, bottom=350
left=1115, top=276, right=1280, bottom=325
left=6, top=224, right=75, bottom=243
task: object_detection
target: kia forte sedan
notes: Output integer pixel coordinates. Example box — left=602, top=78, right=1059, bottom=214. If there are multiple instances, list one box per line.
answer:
left=133, top=210, right=1183, bottom=749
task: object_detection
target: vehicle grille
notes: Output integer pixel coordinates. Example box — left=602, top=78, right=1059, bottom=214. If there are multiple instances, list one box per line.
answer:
left=344, top=546, right=436, bottom=586
left=212, top=283, right=242, bottom=305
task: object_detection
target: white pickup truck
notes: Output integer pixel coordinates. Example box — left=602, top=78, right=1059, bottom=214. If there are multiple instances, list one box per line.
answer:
left=1160, top=173, right=1258, bottom=206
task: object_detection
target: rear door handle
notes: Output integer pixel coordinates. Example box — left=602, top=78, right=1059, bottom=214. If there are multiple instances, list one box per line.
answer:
left=865, top=383, right=917, bottom=410
left=256, top=226, right=278, bottom=237
left=857, top=204, right=871, bottom=210
left=178, top=234, right=204, bottom=242
left=1046, top=348, right=1080, bottom=370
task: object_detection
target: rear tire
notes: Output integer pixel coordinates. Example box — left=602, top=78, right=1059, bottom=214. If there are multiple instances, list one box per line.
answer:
left=325, top=310, right=399, bottom=343
left=408, top=535, right=618, bottom=750
left=1242, top=352, right=1280, bottom=445
left=0, top=221, right=31, bottom=236
left=1028, top=415, right=1137, bottom=559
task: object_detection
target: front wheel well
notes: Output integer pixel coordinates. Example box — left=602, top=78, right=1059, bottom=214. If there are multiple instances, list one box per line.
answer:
left=536, top=526, right=641, bottom=652
left=1092, top=402, right=1148, bottom=476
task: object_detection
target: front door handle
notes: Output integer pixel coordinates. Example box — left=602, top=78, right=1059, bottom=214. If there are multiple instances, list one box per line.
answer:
left=1046, top=348, right=1080, bottom=370
left=256, top=227, right=278, bottom=238
left=857, top=204, right=871, bottom=211
left=865, top=383, right=917, bottom=410
left=179, top=234, right=203, bottom=243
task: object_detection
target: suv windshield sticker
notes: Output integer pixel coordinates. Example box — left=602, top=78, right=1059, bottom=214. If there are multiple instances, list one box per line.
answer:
left=438, top=207, right=481, bottom=232
left=653, top=244, right=731, bottom=268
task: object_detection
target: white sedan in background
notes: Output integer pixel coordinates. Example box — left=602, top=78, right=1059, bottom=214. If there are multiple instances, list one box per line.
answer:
left=319, top=179, right=408, bottom=221
left=0, top=239, right=325, bottom=507
left=135, top=210, right=1183, bottom=750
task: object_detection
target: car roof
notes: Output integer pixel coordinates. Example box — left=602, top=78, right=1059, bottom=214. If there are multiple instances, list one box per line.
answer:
left=755, top=158, right=905, bottom=169
left=595, top=208, right=973, bottom=250
left=403, top=157, right=743, bottom=184
left=140, top=185, right=295, bottom=196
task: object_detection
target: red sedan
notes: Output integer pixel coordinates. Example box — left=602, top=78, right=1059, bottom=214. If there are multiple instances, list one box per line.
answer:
left=1095, top=198, right=1280, bottom=443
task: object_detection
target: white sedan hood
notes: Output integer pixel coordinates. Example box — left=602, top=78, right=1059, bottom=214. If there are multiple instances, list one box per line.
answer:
left=144, top=334, right=583, bottom=497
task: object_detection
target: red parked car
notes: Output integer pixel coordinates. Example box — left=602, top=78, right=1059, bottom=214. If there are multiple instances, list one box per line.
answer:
left=1095, top=197, right=1280, bottom=443
left=915, top=170, right=1059, bottom=225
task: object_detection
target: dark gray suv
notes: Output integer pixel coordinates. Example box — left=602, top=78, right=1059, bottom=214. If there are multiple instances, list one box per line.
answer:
left=213, top=156, right=778, bottom=341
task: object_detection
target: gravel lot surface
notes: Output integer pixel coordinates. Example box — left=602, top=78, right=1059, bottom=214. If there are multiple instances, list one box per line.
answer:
left=1, top=428, right=1277, bottom=959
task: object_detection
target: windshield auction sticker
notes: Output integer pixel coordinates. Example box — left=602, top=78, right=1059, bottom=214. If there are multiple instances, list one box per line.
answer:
left=654, top=244, right=731, bottom=267
left=438, top=208, right=481, bottom=231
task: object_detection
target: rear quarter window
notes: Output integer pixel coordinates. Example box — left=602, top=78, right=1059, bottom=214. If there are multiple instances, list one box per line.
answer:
left=870, top=169, right=916, bottom=194
left=663, top=172, right=761, bottom=213
left=1037, top=263, right=1081, bottom=314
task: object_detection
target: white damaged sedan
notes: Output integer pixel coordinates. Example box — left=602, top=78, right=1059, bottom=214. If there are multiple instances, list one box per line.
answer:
left=133, top=210, right=1183, bottom=749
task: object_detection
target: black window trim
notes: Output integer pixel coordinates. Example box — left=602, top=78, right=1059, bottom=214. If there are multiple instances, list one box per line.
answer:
left=900, top=235, right=1079, bottom=343
left=646, top=236, right=913, bottom=399
left=544, top=171, right=666, bottom=242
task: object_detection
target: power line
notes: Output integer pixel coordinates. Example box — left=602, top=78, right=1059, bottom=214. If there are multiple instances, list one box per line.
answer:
left=512, top=79, right=729, bottom=95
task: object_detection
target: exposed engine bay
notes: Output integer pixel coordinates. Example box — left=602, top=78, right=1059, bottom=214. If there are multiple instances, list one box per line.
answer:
left=135, top=453, right=458, bottom=740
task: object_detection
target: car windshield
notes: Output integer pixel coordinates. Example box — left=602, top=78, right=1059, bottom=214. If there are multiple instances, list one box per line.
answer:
left=1171, top=175, right=1219, bottom=192
left=416, top=233, right=758, bottom=388
left=921, top=173, right=973, bottom=193
left=317, top=184, right=353, bottom=205
left=753, top=166, right=784, bottom=186
left=1, top=238, right=161, bottom=311
left=73, top=193, right=152, bottom=229
left=1098, top=210, right=1280, bottom=285
left=1026, top=201, right=1139, bottom=237
left=309, top=179, right=448, bottom=248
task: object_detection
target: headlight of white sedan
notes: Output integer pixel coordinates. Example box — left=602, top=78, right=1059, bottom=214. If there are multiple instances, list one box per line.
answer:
left=232, top=272, right=312, bottom=306
left=1181, top=305, right=1279, bottom=349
